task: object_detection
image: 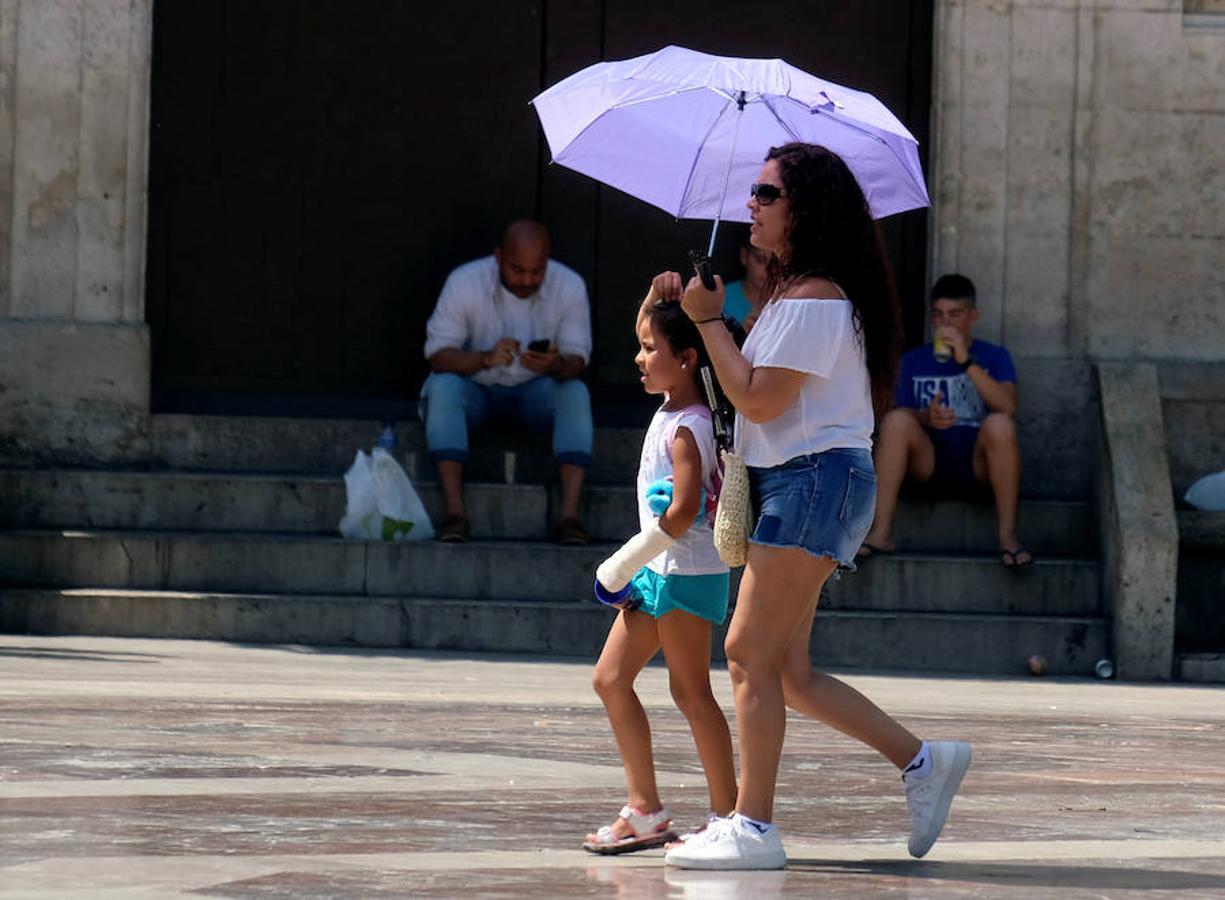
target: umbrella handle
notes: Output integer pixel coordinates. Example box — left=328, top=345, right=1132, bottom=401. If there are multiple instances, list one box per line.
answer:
left=689, top=249, right=717, bottom=291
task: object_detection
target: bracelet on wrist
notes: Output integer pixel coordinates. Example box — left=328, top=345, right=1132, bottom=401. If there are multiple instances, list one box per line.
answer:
left=694, top=316, right=723, bottom=325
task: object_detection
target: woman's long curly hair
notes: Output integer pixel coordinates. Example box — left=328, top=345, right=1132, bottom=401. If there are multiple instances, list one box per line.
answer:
left=762, top=143, right=903, bottom=414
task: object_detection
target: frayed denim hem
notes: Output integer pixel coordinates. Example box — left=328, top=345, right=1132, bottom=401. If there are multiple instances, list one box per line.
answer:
left=747, top=540, right=856, bottom=578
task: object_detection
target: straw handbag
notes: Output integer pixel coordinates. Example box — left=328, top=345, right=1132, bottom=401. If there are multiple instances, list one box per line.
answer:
left=713, top=447, right=751, bottom=567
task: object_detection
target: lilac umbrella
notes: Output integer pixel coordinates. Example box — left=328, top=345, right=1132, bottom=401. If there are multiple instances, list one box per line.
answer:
left=531, top=45, right=929, bottom=253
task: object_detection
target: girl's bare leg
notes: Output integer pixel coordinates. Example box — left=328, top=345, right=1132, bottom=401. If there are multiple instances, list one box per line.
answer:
left=590, top=609, right=665, bottom=834
left=657, top=610, right=738, bottom=816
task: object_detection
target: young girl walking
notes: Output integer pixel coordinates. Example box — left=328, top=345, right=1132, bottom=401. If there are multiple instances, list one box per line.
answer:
left=581, top=274, right=738, bottom=855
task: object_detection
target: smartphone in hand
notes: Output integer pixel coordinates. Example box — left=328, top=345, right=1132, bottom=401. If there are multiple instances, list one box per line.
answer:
left=527, top=339, right=551, bottom=353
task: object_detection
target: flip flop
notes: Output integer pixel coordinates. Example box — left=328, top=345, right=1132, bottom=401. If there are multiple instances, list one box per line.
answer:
left=1000, top=548, right=1034, bottom=569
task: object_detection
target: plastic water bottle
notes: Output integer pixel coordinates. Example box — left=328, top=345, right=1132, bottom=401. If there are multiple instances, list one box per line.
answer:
left=377, top=419, right=397, bottom=452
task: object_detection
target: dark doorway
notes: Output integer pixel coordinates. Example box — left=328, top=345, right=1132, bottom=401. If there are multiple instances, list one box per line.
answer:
left=146, top=1, right=933, bottom=418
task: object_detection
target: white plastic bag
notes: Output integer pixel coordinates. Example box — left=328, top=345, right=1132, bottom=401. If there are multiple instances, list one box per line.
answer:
left=339, top=448, right=435, bottom=541
left=1185, top=470, right=1225, bottom=511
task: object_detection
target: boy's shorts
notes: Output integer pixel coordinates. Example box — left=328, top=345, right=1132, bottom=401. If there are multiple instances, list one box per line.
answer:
left=629, top=568, right=730, bottom=626
left=923, top=426, right=988, bottom=497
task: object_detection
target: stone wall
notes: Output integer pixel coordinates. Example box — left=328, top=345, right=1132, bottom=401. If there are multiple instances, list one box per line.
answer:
left=930, top=0, right=1225, bottom=362
left=1161, top=364, right=1225, bottom=500
left=0, top=0, right=152, bottom=464
left=0, top=1, right=1221, bottom=471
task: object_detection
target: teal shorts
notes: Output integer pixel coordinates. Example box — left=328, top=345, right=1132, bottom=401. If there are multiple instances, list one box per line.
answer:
left=629, top=568, right=731, bottom=626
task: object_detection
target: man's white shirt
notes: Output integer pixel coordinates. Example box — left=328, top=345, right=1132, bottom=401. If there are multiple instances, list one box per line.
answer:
left=423, top=256, right=591, bottom=388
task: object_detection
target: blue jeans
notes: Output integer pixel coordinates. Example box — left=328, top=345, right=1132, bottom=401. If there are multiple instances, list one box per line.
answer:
left=419, top=372, right=593, bottom=467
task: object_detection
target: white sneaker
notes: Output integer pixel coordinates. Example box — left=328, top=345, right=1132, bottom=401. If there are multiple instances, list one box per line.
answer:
left=904, top=740, right=972, bottom=858
left=667, top=812, right=721, bottom=847
left=664, top=814, right=786, bottom=870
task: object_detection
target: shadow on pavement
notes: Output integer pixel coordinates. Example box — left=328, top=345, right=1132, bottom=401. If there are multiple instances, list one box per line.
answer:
left=788, top=858, right=1225, bottom=891
left=0, top=645, right=166, bottom=662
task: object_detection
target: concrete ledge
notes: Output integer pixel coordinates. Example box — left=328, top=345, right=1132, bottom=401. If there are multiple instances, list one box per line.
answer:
left=0, top=468, right=1095, bottom=553
left=0, top=588, right=1109, bottom=676
left=1096, top=363, right=1179, bottom=680
left=1164, top=399, right=1225, bottom=500
left=1159, top=363, right=1225, bottom=402
left=1178, top=653, right=1225, bottom=684
left=0, top=528, right=1098, bottom=615
left=1160, top=363, right=1225, bottom=500
left=151, top=415, right=645, bottom=485
left=0, top=320, right=151, bottom=465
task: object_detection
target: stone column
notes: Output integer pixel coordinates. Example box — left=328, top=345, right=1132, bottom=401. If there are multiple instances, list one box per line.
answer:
left=929, top=0, right=1225, bottom=362
left=1096, top=363, right=1178, bottom=680
left=0, top=0, right=153, bottom=464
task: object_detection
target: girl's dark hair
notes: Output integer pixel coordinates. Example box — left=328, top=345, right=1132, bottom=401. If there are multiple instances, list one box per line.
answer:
left=763, top=142, right=903, bottom=414
left=649, top=300, right=737, bottom=448
left=648, top=299, right=712, bottom=370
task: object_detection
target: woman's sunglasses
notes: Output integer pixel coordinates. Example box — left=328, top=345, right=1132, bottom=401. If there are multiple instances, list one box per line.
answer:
left=750, top=183, right=788, bottom=205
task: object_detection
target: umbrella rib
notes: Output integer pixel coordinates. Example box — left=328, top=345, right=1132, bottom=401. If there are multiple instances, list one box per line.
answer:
left=607, top=84, right=717, bottom=112
left=808, top=105, right=889, bottom=145
left=678, top=94, right=737, bottom=218
left=801, top=104, right=928, bottom=207
left=759, top=97, right=926, bottom=214
left=760, top=96, right=804, bottom=145
left=552, top=85, right=723, bottom=161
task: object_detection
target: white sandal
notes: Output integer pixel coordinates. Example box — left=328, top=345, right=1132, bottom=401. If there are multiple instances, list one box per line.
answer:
left=582, top=804, right=677, bottom=855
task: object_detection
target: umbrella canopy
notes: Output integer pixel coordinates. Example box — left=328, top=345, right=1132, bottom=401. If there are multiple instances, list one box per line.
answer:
left=531, top=45, right=929, bottom=224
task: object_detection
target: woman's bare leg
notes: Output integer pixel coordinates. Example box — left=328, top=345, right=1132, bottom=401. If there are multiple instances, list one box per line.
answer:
left=724, top=544, right=837, bottom=822
left=780, top=600, right=921, bottom=769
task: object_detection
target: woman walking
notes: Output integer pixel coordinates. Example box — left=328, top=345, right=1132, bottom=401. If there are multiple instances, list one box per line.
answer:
left=665, top=143, right=971, bottom=870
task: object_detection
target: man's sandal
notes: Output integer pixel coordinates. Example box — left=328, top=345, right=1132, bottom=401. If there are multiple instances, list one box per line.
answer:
left=581, top=805, right=678, bottom=855
left=1000, top=547, right=1034, bottom=569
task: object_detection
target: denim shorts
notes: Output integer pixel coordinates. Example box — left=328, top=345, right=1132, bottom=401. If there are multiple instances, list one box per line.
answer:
left=748, top=448, right=877, bottom=570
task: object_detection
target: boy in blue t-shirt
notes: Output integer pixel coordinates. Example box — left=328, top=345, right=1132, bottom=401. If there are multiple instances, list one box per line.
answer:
left=860, top=274, right=1032, bottom=568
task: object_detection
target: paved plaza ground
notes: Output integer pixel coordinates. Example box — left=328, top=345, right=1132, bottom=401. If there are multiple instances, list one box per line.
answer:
left=1, top=635, right=1223, bottom=898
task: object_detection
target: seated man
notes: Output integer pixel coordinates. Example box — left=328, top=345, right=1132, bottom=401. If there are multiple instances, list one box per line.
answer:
left=420, top=220, right=593, bottom=545
left=861, top=274, right=1032, bottom=567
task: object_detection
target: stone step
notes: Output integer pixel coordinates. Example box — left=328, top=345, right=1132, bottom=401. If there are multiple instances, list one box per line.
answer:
left=887, top=497, right=1094, bottom=555
left=151, top=414, right=643, bottom=485
left=0, top=469, right=1093, bottom=554
left=0, top=588, right=1107, bottom=677
left=1178, top=652, right=1225, bottom=683
left=149, top=413, right=1092, bottom=504
left=0, top=470, right=568, bottom=540
left=0, top=529, right=1099, bottom=616
left=827, top=553, right=1099, bottom=616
